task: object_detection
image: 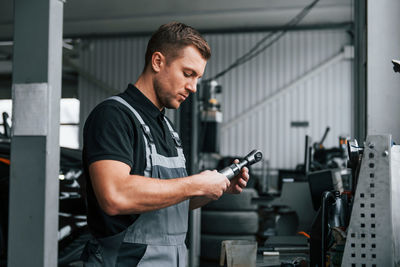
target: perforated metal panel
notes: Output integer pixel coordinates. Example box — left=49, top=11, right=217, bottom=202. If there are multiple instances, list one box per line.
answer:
left=342, top=135, right=400, bottom=266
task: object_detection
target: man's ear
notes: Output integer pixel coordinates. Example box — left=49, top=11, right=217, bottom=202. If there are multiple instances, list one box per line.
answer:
left=151, top=52, right=164, bottom=73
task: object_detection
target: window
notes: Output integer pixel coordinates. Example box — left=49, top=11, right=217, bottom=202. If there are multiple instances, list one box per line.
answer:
left=0, top=98, right=80, bottom=149
left=60, top=98, right=80, bottom=149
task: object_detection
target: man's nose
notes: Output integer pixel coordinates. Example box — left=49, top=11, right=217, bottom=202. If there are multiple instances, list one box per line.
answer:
left=186, top=80, right=197, bottom=93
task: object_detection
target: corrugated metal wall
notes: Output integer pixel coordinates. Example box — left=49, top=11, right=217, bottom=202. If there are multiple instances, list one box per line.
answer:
left=78, top=30, right=352, bottom=169
left=78, top=37, right=148, bottom=127
left=203, top=30, right=352, bottom=168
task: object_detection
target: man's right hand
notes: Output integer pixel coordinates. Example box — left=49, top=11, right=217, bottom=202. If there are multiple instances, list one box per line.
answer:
left=89, top=160, right=231, bottom=215
left=193, top=170, right=230, bottom=200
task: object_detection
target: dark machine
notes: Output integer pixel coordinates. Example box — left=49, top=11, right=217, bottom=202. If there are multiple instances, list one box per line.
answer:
left=198, top=80, right=223, bottom=154
left=179, top=79, right=223, bottom=175
left=311, top=127, right=348, bottom=171
left=309, top=190, right=350, bottom=267
left=308, top=135, right=357, bottom=267
left=277, top=127, right=348, bottom=193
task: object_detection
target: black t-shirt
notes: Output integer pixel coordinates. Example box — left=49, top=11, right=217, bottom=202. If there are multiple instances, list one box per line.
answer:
left=83, top=84, right=179, bottom=238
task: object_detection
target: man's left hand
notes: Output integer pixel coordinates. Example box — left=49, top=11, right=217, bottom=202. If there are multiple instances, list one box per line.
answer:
left=225, top=159, right=250, bottom=194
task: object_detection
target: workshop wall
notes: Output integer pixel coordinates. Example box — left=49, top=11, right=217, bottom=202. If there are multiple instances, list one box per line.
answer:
left=78, top=36, right=148, bottom=129
left=78, top=29, right=352, bottom=169
left=204, top=30, right=352, bottom=169
left=367, top=0, right=400, bottom=142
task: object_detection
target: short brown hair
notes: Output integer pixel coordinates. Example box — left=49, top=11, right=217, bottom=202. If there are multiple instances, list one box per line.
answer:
left=144, top=22, right=211, bottom=69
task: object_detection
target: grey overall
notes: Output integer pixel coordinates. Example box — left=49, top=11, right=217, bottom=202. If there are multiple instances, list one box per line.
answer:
left=83, top=96, right=189, bottom=266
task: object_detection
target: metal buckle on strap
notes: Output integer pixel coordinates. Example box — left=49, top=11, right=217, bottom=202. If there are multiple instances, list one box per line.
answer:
left=141, top=124, right=154, bottom=143
left=172, top=132, right=182, bottom=147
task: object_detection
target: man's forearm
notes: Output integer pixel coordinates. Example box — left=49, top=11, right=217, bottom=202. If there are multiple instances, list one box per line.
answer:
left=90, top=160, right=230, bottom=216
left=96, top=174, right=200, bottom=215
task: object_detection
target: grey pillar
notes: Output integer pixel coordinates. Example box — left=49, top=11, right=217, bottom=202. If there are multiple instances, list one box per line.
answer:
left=367, top=0, right=400, bottom=141
left=8, top=0, right=63, bottom=266
left=180, top=93, right=201, bottom=267
left=188, top=92, right=201, bottom=267
left=353, top=0, right=367, bottom=141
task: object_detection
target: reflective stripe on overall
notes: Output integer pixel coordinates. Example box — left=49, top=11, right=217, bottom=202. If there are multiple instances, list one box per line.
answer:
left=83, top=96, right=189, bottom=267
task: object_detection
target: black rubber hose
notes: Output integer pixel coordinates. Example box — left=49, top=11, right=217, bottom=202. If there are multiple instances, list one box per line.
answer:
left=321, top=191, right=335, bottom=267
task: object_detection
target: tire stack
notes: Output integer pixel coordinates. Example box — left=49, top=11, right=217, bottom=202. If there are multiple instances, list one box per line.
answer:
left=200, top=188, right=259, bottom=262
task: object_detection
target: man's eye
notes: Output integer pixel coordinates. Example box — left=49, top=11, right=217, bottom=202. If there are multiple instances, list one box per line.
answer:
left=183, top=72, right=191, bottom=77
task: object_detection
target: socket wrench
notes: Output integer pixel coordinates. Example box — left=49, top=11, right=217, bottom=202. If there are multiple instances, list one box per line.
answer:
left=219, top=149, right=263, bottom=180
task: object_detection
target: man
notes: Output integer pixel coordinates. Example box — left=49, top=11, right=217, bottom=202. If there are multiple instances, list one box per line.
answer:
left=81, top=22, right=249, bottom=266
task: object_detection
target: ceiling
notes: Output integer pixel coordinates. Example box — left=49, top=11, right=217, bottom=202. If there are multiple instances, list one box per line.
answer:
left=0, top=0, right=353, bottom=40
left=0, top=0, right=353, bottom=98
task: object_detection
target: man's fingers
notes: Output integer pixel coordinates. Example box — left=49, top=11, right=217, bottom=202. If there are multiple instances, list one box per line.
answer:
left=235, top=185, right=243, bottom=193
left=239, top=178, right=247, bottom=188
left=226, top=179, right=231, bottom=189
left=241, top=168, right=249, bottom=181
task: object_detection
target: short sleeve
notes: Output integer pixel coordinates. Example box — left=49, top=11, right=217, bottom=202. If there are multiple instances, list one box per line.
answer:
left=84, top=103, right=135, bottom=168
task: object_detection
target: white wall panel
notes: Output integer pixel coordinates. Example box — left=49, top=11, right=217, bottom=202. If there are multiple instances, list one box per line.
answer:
left=78, top=30, right=352, bottom=169
left=202, top=30, right=352, bottom=169
left=78, top=36, right=178, bottom=146
left=78, top=37, right=148, bottom=124
left=367, top=0, right=400, bottom=141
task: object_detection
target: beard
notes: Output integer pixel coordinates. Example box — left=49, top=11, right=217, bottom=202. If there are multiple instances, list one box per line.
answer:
left=153, top=77, right=180, bottom=109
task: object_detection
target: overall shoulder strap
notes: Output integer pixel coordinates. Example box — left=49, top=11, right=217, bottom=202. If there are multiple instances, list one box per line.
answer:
left=163, top=117, right=185, bottom=161
left=105, top=96, right=153, bottom=177
left=163, top=117, right=182, bottom=148
left=106, top=96, right=155, bottom=143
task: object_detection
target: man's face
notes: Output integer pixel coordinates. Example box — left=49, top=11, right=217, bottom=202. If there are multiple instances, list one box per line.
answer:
left=153, top=45, right=207, bottom=109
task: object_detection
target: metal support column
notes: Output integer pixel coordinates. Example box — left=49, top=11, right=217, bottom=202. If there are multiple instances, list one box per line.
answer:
left=8, top=0, right=63, bottom=266
left=353, top=0, right=367, bottom=142
left=366, top=0, right=400, bottom=140
left=188, top=91, right=201, bottom=267
left=180, top=92, right=201, bottom=267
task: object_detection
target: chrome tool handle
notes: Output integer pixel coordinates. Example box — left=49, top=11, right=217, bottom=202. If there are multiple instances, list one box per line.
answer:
left=219, top=149, right=263, bottom=180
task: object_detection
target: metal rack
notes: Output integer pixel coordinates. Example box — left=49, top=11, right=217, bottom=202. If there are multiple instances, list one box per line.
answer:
left=342, top=135, right=400, bottom=266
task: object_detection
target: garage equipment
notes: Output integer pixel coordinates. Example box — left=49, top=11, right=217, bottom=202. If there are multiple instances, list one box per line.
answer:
left=199, top=80, right=223, bottom=153
left=219, top=240, right=257, bottom=267
left=310, top=190, right=349, bottom=267
left=341, top=135, right=400, bottom=266
left=392, top=59, right=400, bottom=73
left=309, top=135, right=400, bottom=266
left=0, top=138, right=88, bottom=266
left=201, top=188, right=259, bottom=262
left=219, top=149, right=263, bottom=180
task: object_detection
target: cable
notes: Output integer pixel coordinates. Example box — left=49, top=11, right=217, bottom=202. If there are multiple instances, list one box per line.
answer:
left=206, top=0, right=320, bottom=81
left=235, top=0, right=319, bottom=65
left=213, top=0, right=320, bottom=79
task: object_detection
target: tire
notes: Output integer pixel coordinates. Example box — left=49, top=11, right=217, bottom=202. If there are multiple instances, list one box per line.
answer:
left=203, top=188, right=258, bottom=211
left=201, top=234, right=256, bottom=261
left=275, top=208, right=299, bottom=236
left=0, top=177, right=8, bottom=263
left=0, top=218, right=4, bottom=262
left=201, top=211, right=259, bottom=235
